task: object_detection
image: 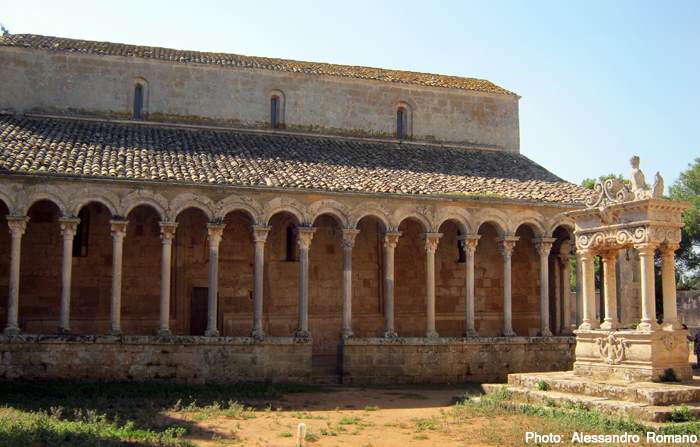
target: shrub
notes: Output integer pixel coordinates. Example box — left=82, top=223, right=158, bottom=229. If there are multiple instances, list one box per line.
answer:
left=536, top=380, right=550, bottom=391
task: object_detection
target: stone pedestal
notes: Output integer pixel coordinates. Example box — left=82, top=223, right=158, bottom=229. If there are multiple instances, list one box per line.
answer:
left=573, top=329, right=692, bottom=382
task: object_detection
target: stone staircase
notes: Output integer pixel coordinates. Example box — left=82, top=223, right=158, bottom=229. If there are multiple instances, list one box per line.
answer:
left=482, top=371, right=700, bottom=423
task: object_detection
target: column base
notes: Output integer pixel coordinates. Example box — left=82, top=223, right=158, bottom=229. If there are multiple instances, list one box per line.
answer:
left=204, top=329, right=220, bottom=337
left=578, top=322, right=593, bottom=331
left=637, top=320, right=660, bottom=332
left=3, top=327, right=19, bottom=336
left=108, top=329, right=122, bottom=336
left=662, top=320, right=682, bottom=331
left=503, top=328, right=516, bottom=337
left=463, top=329, right=477, bottom=338
left=57, top=327, right=71, bottom=334
left=600, top=320, right=619, bottom=330
left=252, top=328, right=265, bottom=341
left=157, top=329, right=172, bottom=337
left=293, top=329, right=311, bottom=339
left=383, top=330, right=398, bottom=339
left=341, top=329, right=354, bottom=339
left=426, top=331, right=439, bottom=338
left=540, top=328, right=553, bottom=337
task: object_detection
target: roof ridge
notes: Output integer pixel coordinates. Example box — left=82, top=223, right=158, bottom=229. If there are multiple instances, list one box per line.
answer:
left=0, top=33, right=517, bottom=96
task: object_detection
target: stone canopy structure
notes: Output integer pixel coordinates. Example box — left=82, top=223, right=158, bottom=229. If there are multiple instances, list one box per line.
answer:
left=0, top=33, right=595, bottom=383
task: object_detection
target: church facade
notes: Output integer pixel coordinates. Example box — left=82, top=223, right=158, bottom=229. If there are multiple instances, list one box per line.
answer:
left=0, top=34, right=590, bottom=383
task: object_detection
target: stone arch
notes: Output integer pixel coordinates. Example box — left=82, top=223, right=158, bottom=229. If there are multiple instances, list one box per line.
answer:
left=215, top=195, right=263, bottom=223
left=392, top=205, right=433, bottom=232
left=474, top=209, right=508, bottom=237
left=349, top=203, right=391, bottom=231
left=121, top=190, right=168, bottom=220
left=309, top=199, right=350, bottom=228
left=69, top=188, right=120, bottom=217
left=169, top=192, right=216, bottom=221
left=434, top=206, right=473, bottom=234
left=511, top=210, right=547, bottom=237
left=20, top=185, right=68, bottom=216
left=546, top=213, right=576, bottom=238
left=263, top=197, right=308, bottom=226
left=0, top=186, right=15, bottom=214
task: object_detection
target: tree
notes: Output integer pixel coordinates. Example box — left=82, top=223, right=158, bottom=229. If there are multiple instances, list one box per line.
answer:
left=581, top=173, right=629, bottom=190
left=669, top=157, right=700, bottom=289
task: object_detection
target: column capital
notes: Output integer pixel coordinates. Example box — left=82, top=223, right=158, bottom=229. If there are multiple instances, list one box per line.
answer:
left=634, top=242, right=658, bottom=255
left=341, top=228, right=360, bottom=248
left=383, top=231, right=402, bottom=249
left=599, top=249, right=619, bottom=261
left=252, top=225, right=271, bottom=243
left=423, top=232, right=443, bottom=253
left=59, top=217, right=81, bottom=238
left=6, top=215, right=29, bottom=236
left=207, top=222, right=226, bottom=246
left=558, top=252, right=571, bottom=264
left=660, top=242, right=680, bottom=256
left=534, top=237, right=556, bottom=257
left=296, top=226, right=316, bottom=249
left=159, top=221, right=178, bottom=242
left=109, top=219, right=128, bottom=238
left=576, top=248, right=596, bottom=261
left=459, top=234, right=480, bottom=255
left=497, top=236, right=519, bottom=258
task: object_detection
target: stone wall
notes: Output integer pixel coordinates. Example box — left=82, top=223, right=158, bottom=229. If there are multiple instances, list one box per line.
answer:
left=679, top=290, right=700, bottom=331
left=342, top=336, right=576, bottom=384
left=0, top=47, right=520, bottom=151
left=0, top=335, right=312, bottom=383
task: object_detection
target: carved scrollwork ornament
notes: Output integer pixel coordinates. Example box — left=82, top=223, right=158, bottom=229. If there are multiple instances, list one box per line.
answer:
left=596, top=332, right=629, bottom=365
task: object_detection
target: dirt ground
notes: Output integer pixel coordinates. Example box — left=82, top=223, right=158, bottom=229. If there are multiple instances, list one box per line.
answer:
left=168, top=385, right=498, bottom=447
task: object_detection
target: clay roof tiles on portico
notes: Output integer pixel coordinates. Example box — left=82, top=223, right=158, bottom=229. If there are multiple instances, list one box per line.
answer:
left=0, top=33, right=515, bottom=96
left=0, top=115, right=589, bottom=205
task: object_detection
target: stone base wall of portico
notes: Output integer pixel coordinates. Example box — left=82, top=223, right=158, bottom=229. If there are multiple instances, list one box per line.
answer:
left=341, top=336, right=576, bottom=384
left=0, top=335, right=312, bottom=383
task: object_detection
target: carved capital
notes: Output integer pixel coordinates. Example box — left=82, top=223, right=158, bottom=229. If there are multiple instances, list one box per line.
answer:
left=634, top=242, right=658, bottom=256
left=497, top=236, right=519, bottom=259
left=383, top=231, right=402, bottom=250
left=59, top=217, right=81, bottom=239
left=207, top=223, right=226, bottom=247
left=660, top=242, right=680, bottom=257
left=534, top=237, right=556, bottom=258
left=296, top=226, right=316, bottom=250
left=423, top=232, right=443, bottom=253
left=109, top=219, right=129, bottom=239
left=599, top=249, right=619, bottom=262
left=6, top=215, right=29, bottom=237
left=458, top=234, right=480, bottom=256
left=252, top=225, right=271, bottom=244
left=159, top=221, right=178, bottom=242
left=341, top=228, right=360, bottom=249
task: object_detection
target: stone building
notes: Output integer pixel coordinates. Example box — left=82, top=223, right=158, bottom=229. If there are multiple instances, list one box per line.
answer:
left=0, top=33, right=591, bottom=383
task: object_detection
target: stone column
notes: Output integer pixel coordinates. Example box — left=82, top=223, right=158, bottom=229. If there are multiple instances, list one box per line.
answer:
left=158, top=222, right=177, bottom=336
left=4, top=216, right=28, bottom=335
left=341, top=228, right=360, bottom=338
left=600, top=250, right=619, bottom=330
left=660, top=243, right=681, bottom=330
left=559, top=250, right=573, bottom=335
left=294, top=226, right=315, bottom=339
left=251, top=225, right=271, bottom=340
left=460, top=234, right=480, bottom=337
left=535, top=238, right=555, bottom=336
left=205, top=223, right=226, bottom=337
left=383, top=231, right=402, bottom=338
left=58, top=217, right=80, bottom=333
left=109, top=219, right=128, bottom=335
left=578, top=249, right=598, bottom=330
left=635, top=242, right=659, bottom=331
left=424, top=232, right=443, bottom=338
left=498, top=236, right=519, bottom=337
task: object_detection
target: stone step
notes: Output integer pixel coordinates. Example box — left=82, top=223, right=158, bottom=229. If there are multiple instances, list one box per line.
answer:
left=484, top=385, right=700, bottom=423
left=507, top=371, right=700, bottom=406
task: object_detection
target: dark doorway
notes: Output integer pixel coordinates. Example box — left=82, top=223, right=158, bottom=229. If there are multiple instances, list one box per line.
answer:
left=190, top=287, right=208, bottom=335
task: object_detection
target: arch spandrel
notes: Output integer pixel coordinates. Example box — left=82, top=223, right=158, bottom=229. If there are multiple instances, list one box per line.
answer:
left=121, top=190, right=168, bottom=220
left=215, top=195, right=263, bottom=223
left=262, top=197, right=308, bottom=226
left=169, top=192, right=216, bottom=221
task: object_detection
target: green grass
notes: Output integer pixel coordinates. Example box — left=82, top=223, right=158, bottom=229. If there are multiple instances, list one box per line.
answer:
left=536, top=379, right=550, bottom=391
left=0, top=380, right=323, bottom=447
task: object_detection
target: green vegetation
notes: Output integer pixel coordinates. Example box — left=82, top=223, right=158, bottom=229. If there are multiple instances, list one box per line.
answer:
left=669, top=157, right=700, bottom=289
left=581, top=173, right=629, bottom=190
left=669, top=405, right=698, bottom=423
left=536, top=379, right=550, bottom=391
left=0, top=380, right=321, bottom=447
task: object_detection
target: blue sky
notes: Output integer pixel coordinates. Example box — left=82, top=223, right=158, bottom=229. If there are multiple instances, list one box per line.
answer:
left=2, top=1, right=698, bottom=186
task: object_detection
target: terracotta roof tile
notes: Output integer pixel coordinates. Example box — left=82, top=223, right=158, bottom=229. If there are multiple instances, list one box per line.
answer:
left=0, top=115, right=588, bottom=205
left=0, top=34, right=516, bottom=96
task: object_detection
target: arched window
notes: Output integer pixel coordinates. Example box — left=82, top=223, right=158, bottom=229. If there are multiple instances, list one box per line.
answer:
left=395, top=102, right=411, bottom=140
left=271, top=95, right=280, bottom=129
left=133, top=83, right=144, bottom=120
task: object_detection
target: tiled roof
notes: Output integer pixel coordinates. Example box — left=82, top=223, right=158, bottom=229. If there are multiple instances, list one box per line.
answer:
left=0, top=34, right=515, bottom=96
left=0, top=115, right=589, bottom=205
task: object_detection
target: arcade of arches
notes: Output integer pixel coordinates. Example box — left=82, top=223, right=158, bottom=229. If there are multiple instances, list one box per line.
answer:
left=0, top=196, right=576, bottom=364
